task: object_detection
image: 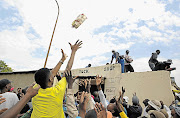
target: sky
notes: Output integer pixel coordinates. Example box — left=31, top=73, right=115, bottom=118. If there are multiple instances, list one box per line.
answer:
left=0, top=0, right=180, bottom=86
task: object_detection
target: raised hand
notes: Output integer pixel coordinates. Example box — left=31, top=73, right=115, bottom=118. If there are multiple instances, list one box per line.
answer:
left=61, top=49, right=67, bottom=62
left=65, top=70, right=77, bottom=89
left=95, top=75, right=102, bottom=86
left=122, top=87, right=125, bottom=94
left=69, top=40, right=82, bottom=52
left=133, top=92, right=136, bottom=96
left=94, top=102, right=107, bottom=118
left=95, top=75, right=102, bottom=91
left=79, top=91, right=89, bottom=117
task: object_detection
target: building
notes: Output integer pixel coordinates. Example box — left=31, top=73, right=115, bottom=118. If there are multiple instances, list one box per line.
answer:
left=0, top=64, right=177, bottom=106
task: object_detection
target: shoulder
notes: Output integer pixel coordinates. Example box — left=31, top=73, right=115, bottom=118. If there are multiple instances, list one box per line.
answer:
left=2, top=92, right=18, bottom=99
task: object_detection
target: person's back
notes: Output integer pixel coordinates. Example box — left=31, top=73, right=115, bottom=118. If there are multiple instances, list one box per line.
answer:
left=0, top=92, right=19, bottom=109
left=128, top=105, right=142, bottom=118
left=149, top=53, right=158, bottom=63
left=31, top=77, right=67, bottom=118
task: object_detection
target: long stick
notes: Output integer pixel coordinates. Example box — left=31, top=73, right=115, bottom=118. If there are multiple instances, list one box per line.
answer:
left=44, top=0, right=60, bottom=68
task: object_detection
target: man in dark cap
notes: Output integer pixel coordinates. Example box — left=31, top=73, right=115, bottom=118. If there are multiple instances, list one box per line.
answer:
left=0, top=79, right=19, bottom=110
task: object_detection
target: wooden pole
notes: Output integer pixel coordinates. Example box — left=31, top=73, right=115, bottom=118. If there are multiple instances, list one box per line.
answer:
left=44, top=0, right=60, bottom=68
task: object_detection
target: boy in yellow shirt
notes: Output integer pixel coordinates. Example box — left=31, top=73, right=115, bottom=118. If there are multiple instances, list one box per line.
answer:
left=31, top=40, right=82, bottom=118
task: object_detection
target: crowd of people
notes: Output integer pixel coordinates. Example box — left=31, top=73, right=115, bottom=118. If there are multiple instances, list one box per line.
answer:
left=0, top=40, right=179, bottom=118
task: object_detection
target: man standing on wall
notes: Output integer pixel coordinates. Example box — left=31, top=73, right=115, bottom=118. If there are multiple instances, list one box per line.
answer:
left=111, top=50, right=124, bottom=73
left=148, top=50, right=160, bottom=71
left=124, top=50, right=134, bottom=73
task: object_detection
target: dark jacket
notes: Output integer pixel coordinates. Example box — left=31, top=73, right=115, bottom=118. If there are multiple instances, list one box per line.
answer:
left=124, top=104, right=142, bottom=118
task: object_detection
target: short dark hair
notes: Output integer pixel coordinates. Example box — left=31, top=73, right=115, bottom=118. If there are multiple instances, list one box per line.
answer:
left=156, top=50, right=160, bottom=53
left=35, top=68, right=51, bottom=89
left=0, top=79, right=11, bottom=90
left=110, top=97, right=116, bottom=103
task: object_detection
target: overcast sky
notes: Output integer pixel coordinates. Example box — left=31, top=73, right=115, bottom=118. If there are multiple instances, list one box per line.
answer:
left=0, top=0, right=180, bottom=86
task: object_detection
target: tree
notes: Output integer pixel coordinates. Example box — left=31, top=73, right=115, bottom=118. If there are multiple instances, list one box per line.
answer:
left=0, top=60, right=13, bottom=72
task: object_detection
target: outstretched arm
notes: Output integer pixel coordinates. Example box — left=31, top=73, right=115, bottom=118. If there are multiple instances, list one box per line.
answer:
left=62, top=40, right=82, bottom=78
left=111, top=56, right=114, bottom=64
left=0, top=84, right=40, bottom=118
left=95, top=75, right=108, bottom=109
left=51, top=49, right=67, bottom=77
left=65, top=71, right=79, bottom=118
left=65, top=40, right=82, bottom=71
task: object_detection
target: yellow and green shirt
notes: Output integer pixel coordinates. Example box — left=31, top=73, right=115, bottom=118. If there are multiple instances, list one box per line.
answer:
left=31, top=77, right=67, bottom=118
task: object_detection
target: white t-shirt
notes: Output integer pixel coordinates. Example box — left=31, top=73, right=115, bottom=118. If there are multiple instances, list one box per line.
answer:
left=0, top=92, right=19, bottom=109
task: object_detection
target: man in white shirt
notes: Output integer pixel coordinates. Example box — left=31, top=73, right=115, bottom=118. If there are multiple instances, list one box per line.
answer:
left=0, top=79, right=19, bottom=110
left=124, top=50, right=134, bottom=73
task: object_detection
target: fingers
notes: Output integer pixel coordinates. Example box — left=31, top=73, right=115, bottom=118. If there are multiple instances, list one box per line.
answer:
left=75, top=39, right=80, bottom=44
left=69, top=42, right=72, bottom=47
left=61, top=49, right=64, bottom=54
left=78, top=40, right=82, bottom=44
left=0, top=98, right=6, bottom=104
left=100, top=102, right=105, bottom=110
left=65, top=71, right=67, bottom=77
left=0, top=108, right=8, bottom=113
left=73, top=76, right=78, bottom=80
left=94, top=106, right=98, bottom=114
left=70, top=70, right=72, bottom=77
left=80, top=91, right=85, bottom=103
left=95, top=103, right=101, bottom=113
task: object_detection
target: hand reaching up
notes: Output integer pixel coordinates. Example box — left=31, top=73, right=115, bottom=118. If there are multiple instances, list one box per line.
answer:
left=69, top=40, right=82, bottom=52
left=94, top=102, right=107, bottom=118
left=95, top=75, right=102, bottom=86
left=95, top=75, right=102, bottom=91
left=65, top=70, right=78, bottom=89
left=79, top=91, right=89, bottom=118
left=61, top=49, right=67, bottom=62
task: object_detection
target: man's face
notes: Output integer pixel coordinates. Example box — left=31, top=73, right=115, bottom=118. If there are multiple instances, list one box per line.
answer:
left=6, top=83, right=12, bottom=92
left=112, top=51, right=115, bottom=54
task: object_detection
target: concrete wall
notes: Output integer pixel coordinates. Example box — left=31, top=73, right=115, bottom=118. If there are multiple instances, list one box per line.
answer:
left=119, top=71, right=174, bottom=107
left=0, top=64, right=174, bottom=106
left=59, top=64, right=174, bottom=106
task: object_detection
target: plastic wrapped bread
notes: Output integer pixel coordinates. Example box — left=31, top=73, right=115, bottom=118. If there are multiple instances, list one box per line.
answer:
left=72, top=14, right=87, bottom=29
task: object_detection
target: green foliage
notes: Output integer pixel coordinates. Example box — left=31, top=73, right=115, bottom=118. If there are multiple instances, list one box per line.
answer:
left=0, top=60, right=13, bottom=72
